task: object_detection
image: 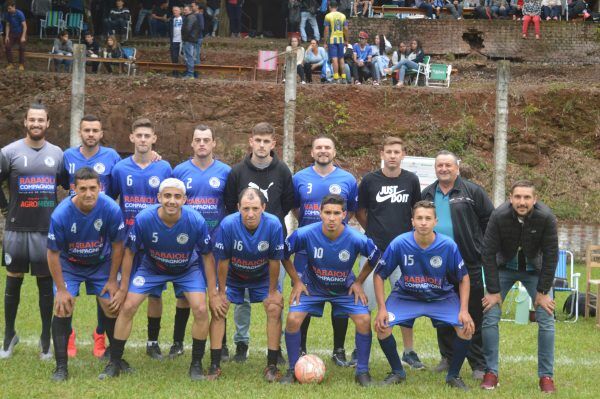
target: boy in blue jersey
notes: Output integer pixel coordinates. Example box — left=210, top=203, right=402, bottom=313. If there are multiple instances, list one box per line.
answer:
left=373, top=201, right=475, bottom=390
left=46, top=167, right=126, bottom=381
left=171, top=124, right=231, bottom=360
left=292, top=136, right=358, bottom=366
left=111, top=118, right=172, bottom=360
left=280, top=194, right=380, bottom=386
left=208, top=188, right=284, bottom=382
left=100, top=178, right=217, bottom=381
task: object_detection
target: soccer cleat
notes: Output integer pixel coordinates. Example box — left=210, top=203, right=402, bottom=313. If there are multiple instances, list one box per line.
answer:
left=402, top=351, right=426, bottom=370
left=92, top=330, right=106, bottom=358
left=169, top=341, right=184, bottom=359
left=98, top=361, right=121, bottom=380
left=434, top=357, right=449, bottom=373
left=539, top=376, right=556, bottom=393
left=189, top=360, right=205, bottom=381
left=347, top=349, right=357, bottom=367
left=472, top=369, right=485, bottom=381
left=5, top=64, right=14, bottom=70
left=51, top=365, right=69, bottom=381
left=18, top=64, right=25, bottom=71
left=276, top=348, right=286, bottom=366
left=355, top=371, right=373, bottom=387
left=480, top=372, right=499, bottom=390
left=67, top=330, right=77, bottom=358
left=205, top=364, right=222, bottom=381
left=447, top=376, right=469, bottom=391
left=0, top=334, right=19, bottom=359
left=221, top=345, right=230, bottom=362
left=332, top=348, right=349, bottom=367
left=102, top=346, right=111, bottom=361
left=264, top=365, right=281, bottom=383
left=39, top=339, right=53, bottom=361
left=146, top=342, right=163, bottom=360
left=382, top=371, right=406, bottom=385
left=233, top=342, right=248, bottom=363
left=279, top=369, right=297, bottom=384
left=119, top=359, right=133, bottom=374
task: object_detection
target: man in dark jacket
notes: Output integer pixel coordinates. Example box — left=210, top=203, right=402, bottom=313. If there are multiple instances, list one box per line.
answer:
left=480, top=180, right=558, bottom=393
left=223, top=122, right=294, bottom=365
left=421, top=150, right=494, bottom=380
left=181, top=4, right=201, bottom=78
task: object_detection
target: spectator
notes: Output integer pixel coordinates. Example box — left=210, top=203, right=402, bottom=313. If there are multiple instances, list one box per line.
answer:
left=303, top=38, right=328, bottom=83
left=522, top=0, right=542, bottom=39
left=415, top=0, right=435, bottom=18
left=350, top=31, right=376, bottom=85
left=512, top=0, right=524, bottom=19
left=191, top=1, right=205, bottom=76
left=52, top=30, right=73, bottom=73
left=339, top=0, right=353, bottom=17
left=103, top=35, right=124, bottom=74
left=567, top=0, right=591, bottom=20
left=286, top=36, right=306, bottom=84
left=391, top=41, right=408, bottom=85
left=342, top=43, right=354, bottom=83
left=206, top=0, right=221, bottom=37
left=324, top=1, right=349, bottom=83
left=84, top=32, right=101, bottom=74
left=108, top=0, right=131, bottom=38
left=445, top=0, right=465, bottom=19
left=300, top=0, right=320, bottom=43
left=4, top=0, right=27, bottom=71
left=354, top=0, right=373, bottom=17
left=182, top=4, right=201, bottom=78
left=169, top=6, right=184, bottom=75
left=433, top=0, right=445, bottom=18
left=384, top=38, right=424, bottom=87
left=370, top=34, right=391, bottom=85
left=135, top=0, right=156, bottom=36
left=151, top=1, right=170, bottom=37
left=227, top=0, right=243, bottom=38
left=490, top=0, right=509, bottom=17
left=541, top=0, right=561, bottom=19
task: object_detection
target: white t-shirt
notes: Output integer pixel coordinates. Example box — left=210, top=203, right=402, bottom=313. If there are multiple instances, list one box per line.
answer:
left=172, top=16, right=183, bottom=43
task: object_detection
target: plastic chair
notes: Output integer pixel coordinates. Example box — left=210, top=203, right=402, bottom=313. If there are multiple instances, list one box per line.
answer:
left=65, top=13, right=84, bottom=42
left=585, top=245, right=600, bottom=328
left=121, top=47, right=137, bottom=76
left=255, top=50, right=279, bottom=82
left=39, top=10, right=65, bottom=38
left=405, top=55, right=430, bottom=86
left=553, top=249, right=579, bottom=322
left=426, top=63, right=452, bottom=88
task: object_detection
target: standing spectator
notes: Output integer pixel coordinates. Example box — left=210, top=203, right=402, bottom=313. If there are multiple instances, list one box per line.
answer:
left=415, top=0, right=435, bottom=18
left=206, top=0, right=221, bottom=37
left=541, top=0, right=561, bottom=19
left=480, top=180, right=558, bottom=393
left=191, top=1, right=205, bottom=77
left=384, top=38, right=424, bottom=87
left=421, top=150, right=494, bottom=381
left=445, top=0, right=465, bottom=18
left=169, top=5, right=184, bottom=73
left=339, top=0, right=352, bottom=17
left=4, top=0, right=27, bottom=71
left=108, top=0, right=131, bottom=38
left=151, top=1, right=170, bottom=37
left=286, top=36, right=306, bottom=84
left=227, top=0, right=243, bottom=38
left=522, top=0, right=542, bottom=39
left=103, top=35, right=124, bottom=74
left=52, top=30, right=74, bottom=73
left=181, top=4, right=201, bottom=78
left=324, top=1, right=349, bottom=83
left=300, top=0, right=320, bottom=43
left=303, top=38, right=328, bottom=83
left=84, top=32, right=101, bottom=73
left=135, top=0, right=156, bottom=36
left=350, top=31, right=377, bottom=85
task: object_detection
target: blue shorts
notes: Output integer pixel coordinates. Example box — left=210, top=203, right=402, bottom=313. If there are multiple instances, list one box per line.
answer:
left=289, top=293, right=368, bottom=318
left=226, top=285, right=280, bottom=304
left=327, top=43, right=345, bottom=59
left=129, top=265, right=206, bottom=297
left=385, top=291, right=461, bottom=328
left=56, top=260, right=111, bottom=299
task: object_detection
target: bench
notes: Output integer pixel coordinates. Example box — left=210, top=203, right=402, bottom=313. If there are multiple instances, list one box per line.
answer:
left=135, top=61, right=255, bottom=80
left=371, top=5, right=475, bottom=18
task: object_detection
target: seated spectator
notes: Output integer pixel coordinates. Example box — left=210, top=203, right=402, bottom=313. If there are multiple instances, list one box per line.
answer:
left=370, top=34, right=392, bottom=84
left=567, top=0, right=590, bottom=19
left=445, top=0, right=464, bottom=19
left=391, top=41, right=408, bottom=85
left=205, top=0, right=221, bottom=37
left=490, top=0, right=509, bottom=17
left=388, top=0, right=406, bottom=5
left=354, top=0, right=372, bottom=17
left=107, top=0, right=131, bottom=38
left=522, top=0, right=542, bottom=39
left=384, top=38, right=425, bottom=87
left=84, top=32, right=101, bottom=74
left=52, top=30, right=73, bottom=73
left=286, top=36, right=306, bottom=84
left=151, top=1, right=170, bottom=37
left=350, top=31, right=377, bottom=85
left=135, top=0, right=155, bottom=36
left=415, top=0, right=435, bottom=18
left=342, top=43, right=353, bottom=84
left=541, top=0, right=561, bottom=19
left=512, top=0, right=524, bottom=19
left=103, top=35, right=124, bottom=73
left=303, top=38, right=328, bottom=83
left=433, top=0, right=445, bottom=18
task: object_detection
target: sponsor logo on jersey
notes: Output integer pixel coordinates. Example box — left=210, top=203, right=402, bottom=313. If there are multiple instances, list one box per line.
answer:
left=148, top=176, right=160, bottom=188
left=177, top=233, right=189, bottom=245
left=329, top=184, right=342, bottom=195
left=133, top=276, right=145, bottom=287
left=338, top=249, right=350, bottom=262
left=118, top=222, right=125, bottom=230
left=258, top=241, right=269, bottom=252
left=48, top=233, right=56, bottom=241
left=44, top=156, right=56, bottom=167
left=94, top=218, right=103, bottom=231
left=4, top=254, right=12, bottom=265
left=209, top=177, right=221, bottom=188
left=375, top=186, right=410, bottom=203
left=430, top=256, right=443, bottom=268
left=388, top=311, right=396, bottom=322
left=93, top=162, right=106, bottom=174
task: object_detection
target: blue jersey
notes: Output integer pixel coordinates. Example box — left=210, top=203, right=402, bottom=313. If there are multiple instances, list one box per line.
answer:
left=375, top=232, right=466, bottom=302
left=293, top=166, right=358, bottom=227
left=127, top=205, right=211, bottom=275
left=214, top=212, right=284, bottom=288
left=111, top=157, right=172, bottom=231
left=63, top=146, right=121, bottom=196
left=47, top=194, right=126, bottom=266
left=172, top=159, right=231, bottom=234
left=285, top=223, right=380, bottom=296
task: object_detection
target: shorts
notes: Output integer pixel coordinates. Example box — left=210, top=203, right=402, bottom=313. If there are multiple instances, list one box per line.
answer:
left=289, top=293, right=369, bottom=318
left=226, top=284, right=281, bottom=305
left=128, top=264, right=206, bottom=297
left=2, top=231, right=49, bottom=276
left=385, top=291, right=461, bottom=328
left=56, top=260, right=111, bottom=299
left=327, top=43, right=345, bottom=60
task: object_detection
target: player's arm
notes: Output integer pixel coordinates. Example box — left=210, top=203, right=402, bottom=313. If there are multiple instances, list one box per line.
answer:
left=292, top=207, right=300, bottom=220
left=323, top=25, right=330, bottom=47
left=355, top=208, right=367, bottom=230
left=457, top=273, right=474, bottom=335
left=20, top=18, right=27, bottom=42
left=47, top=249, right=74, bottom=317
left=102, top=240, right=124, bottom=301
left=373, top=272, right=389, bottom=333
left=110, top=247, right=134, bottom=313
left=203, top=253, right=218, bottom=297
left=343, top=25, right=349, bottom=46
left=209, top=258, right=230, bottom=318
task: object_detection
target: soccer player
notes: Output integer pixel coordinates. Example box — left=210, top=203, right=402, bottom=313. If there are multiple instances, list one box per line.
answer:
left=292, top=135, right=358, bottom=366
left=373, top=201, right=474, bottom=390
left=111, top=118, right=172, bottom=360
left=356, top=136, right=425, bottom=370
left=323, top=1, right=349, bottom=83
left=46, top=167, right=126, bottom=381
left=280, top=194, right=380, bottom=386
left=0, top=103, right=66, bottom=360
left=209, top=188, right=284, bottom=382
left=172, top=124, right=231, bottom=360
left=100, top=178, right=216, bottom=380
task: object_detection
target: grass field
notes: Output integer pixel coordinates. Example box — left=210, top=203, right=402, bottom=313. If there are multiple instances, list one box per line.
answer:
left=0, top=264, right=598, bottom=399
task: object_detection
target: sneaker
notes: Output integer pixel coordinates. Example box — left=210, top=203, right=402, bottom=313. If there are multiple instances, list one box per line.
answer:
left=92, top=330, right=106, bottom=358
left=221, top=345, right=230, bottom=362
left=472, top=369, right=485, bottom=381
left=355, top=81, right=362, bottom=85
left=146, top=342, right=163, bottom=360
left=67, top=330, right=77, bottom=358
left=402, top=351, right=425, bottom=370
left=0, top=334, right=20, bottom=359
left=98, top=360, right=121, bottom=380
left=539, top=376, right=556, bottom=393
left=39, top=339, right=52, bottom=361
left=18, top=64, right=25, bottom=71
left=447, top=376, right=469, bottom=391
left=355, top=371, right=373, bottom=387
left=382, top=371, right=406, bottom=385
left=119, top=359, right=133, bottom=374
left=189, top=360, right=205, bottom=381
left=279, top=369, right=297, bottom=384
left=434, top=357, right=449, bottom=373
left=205, top=364, right=222, bottom=381
left=301, top=81, right=306, bottom=84
left=5, top=64, right=14, bottom=70
left=276, top=348, right=286, bottom=366
left=480, top=372, right=499, bottom=390
left=264, top=364, right=281, bottom=383
left=347, top=349, right=357, bottom=367
left=233, top=342, right=248, bottom=363
left=169, top=341, right=184, bottom=359
left=373, top=81, right=380, bottom=86
left=332, top=348, right=349, bottom=367
left=51, top=365, right=68, bottom=382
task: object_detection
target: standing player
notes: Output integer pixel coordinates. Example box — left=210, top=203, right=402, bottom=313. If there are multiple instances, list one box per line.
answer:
left=373, top=201, right=474, bottom=390
left=209, top=188, right=284, bottom=382
left=356, top=136, right=425, bottom=370
left=172, top=124, right=231, bottom=360
left=292, top=135, right=358, bottom=366
left=46, top=168, right=126, bottom=381
left=280, top=194, right=380, bottom=386
left=0, top=103, right=66, bottom=360
left=111, top=118, right=172, bottom=360
left=323, top=1, right=349, bottom=83
left=100, top=178, right=216, bottom=380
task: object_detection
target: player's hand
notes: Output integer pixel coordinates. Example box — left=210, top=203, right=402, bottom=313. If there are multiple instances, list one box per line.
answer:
left=210, top=292, right=228, bottom=318
left=458, top=310, right=475, bottom=336
left=534, top=293, right=555, bottom=316
left=265, top=290, right=283, bottom=309
left=150, top=151, right=162, bottom=162
left=109, top=287, right=127, bottom=313
left=348, top=282, right=367, bottom=305
left=101, top=278, right=119, bottom=300
left=0, top=207, right=8, bottom=217
left=54, top=289, right=74, bottom=317
left=290, top=281, right=308, bottom=306
left=481, top=293, right=502, bottom=313
left=374, top=309, right=389, bottom=333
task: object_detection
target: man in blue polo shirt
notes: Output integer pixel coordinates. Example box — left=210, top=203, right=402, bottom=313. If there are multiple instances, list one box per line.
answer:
left=4, top=1, right=27, bottom=70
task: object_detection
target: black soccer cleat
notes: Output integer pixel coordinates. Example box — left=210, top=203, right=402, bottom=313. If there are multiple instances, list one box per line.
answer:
left=233, top=342, right=248, bottom=363
left=332, top=348, right=349, bottom=367
left=189, top=360, right=205, bottom=381
left=447, top=376, right=469, bottom=391
left=402, top=350, right=426, bottom=370
left=146, top=342, right=163, bottom=360
left=98, top=360, right=121, bottom=380
left=382, top=371, right=407, bottom=385
left=221, top=345, right=230, bottom=362
left=279, top=369, right=297, bottom=384
left=51, top=365, right=69, bottom=382
left=355, top=371, right=374, bottom=387
left=276, top=348, right=286, bottom=366
left=119, top=359, right=133, bottom=374
left=169, top=341, right=184, bottom=359
left=264, top=365, right=281, bottom=383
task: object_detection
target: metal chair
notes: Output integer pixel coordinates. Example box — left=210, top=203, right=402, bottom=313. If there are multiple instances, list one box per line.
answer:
left=426, top=63, right=452, bottom=88
left=65, top=13, right=84, bottom=43
left=553, top=249, right=579, bottom=322
left=39, top=10, right=65, bottom=38
left=121, top=47, right=137, bottom=76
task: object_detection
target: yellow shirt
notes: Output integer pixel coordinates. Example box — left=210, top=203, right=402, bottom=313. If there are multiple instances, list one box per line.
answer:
left=324, top=11, right=347, bottom=44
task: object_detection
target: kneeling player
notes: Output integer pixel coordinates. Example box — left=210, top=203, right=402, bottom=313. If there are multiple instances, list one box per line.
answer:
left=100, top=178, right=216, bottom=380
left=209, top=188, right=284, bottom=382
left=373, top=201, right=474, bottom=390
left=280, top=194, right=380, bottom=386
left=47, top=168, right=126, bottom=381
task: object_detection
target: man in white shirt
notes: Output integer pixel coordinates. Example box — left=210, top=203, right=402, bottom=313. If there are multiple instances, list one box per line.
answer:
left=169, top=6, right=183, bottom=74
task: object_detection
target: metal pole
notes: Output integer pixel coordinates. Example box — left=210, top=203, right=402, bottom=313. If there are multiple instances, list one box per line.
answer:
left=493, top=60, right=510, bottom=207
left=282, top=48, right=296, bottom=173
left=70, top=44, right=86, bottom=148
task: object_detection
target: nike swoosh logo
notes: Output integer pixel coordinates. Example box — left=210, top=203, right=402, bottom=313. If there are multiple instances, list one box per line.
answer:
left=375, top=189, right=406, bottom=203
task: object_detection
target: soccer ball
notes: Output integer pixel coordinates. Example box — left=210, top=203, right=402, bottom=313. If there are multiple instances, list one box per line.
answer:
left=294, top=354, right=326, bottom=384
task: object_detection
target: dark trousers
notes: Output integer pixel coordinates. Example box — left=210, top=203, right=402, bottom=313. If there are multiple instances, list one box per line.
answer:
left=296, top=64, right=305, bottom=82
left=170, top=42, right=181, bottom=64
left=303, top=63, right=321, bottom=83
left=5, top=33, right=25, bottom=65
left=350, top=61, right=375, bottom=83
left=436, top=269, right=486, bottom=372
left=226, top=3, right=242, bottom=34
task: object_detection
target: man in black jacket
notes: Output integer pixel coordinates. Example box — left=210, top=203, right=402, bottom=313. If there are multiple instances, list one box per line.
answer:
left=181, top=4, right=201, bottom=78
left=223, top=122, right=294, bottom=365
left=421, top=150, right=494, bottom=379
left=480, top=180, right=558, bottom=393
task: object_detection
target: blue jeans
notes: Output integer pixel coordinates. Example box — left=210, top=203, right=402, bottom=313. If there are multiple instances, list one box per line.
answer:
left=482, top=268, right=555, bottom=377
left=390, top=59, right=419, bottom=83
left=194, top=38, right=202, bottom=77
left=491, top=5, right=508, bottom=17
left=300, top=11, right=320, bottom=42
left=183, top=41, right=196, bottom=77
left=206, top=7, right=220, bottom=35
left=150, top=19, right=168, bottom=37
left=135, top=8, right=153, bottom=35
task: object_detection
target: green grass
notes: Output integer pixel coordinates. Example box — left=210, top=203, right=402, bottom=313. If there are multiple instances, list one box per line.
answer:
left=0, top=264, right=599, bottom=399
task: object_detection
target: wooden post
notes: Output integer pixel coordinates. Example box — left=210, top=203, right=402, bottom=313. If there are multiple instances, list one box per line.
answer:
left=283, top=47, right=297, bottom=234
left=70, top=44, right=86, bottom=148
left=493, top=60, right=510, bottom=207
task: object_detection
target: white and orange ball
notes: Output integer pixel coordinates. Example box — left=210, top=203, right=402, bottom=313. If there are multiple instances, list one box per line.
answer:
left=295, top=354, right=326, bottom=384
